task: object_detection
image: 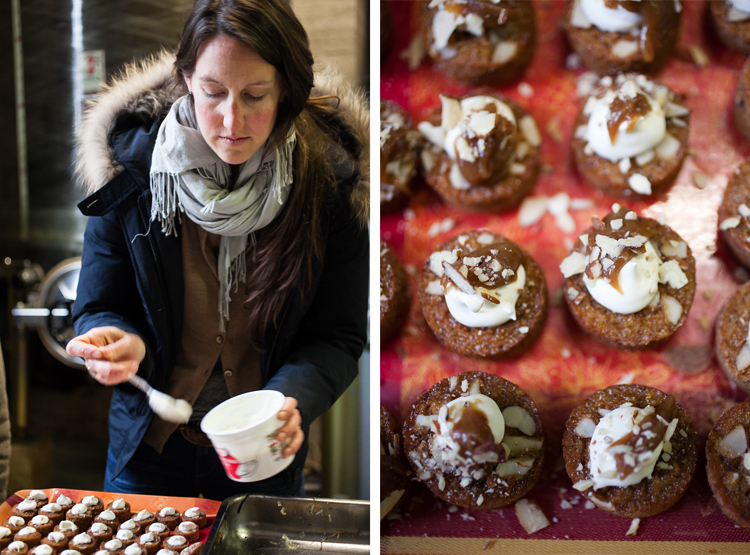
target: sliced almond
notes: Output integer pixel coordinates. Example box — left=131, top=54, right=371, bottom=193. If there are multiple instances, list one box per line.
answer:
left=502, top=406, right=537, bottom=436
left=718, top=425, right=748, bottom=459
left=655, top=133, right=681, bottom=160
left=495, top=459, right=533, bottom=477
left=515, top=499, right=550, bottom=534
left=737, top=342, right=750, bottom=372
left=612, top=40, right=638, bottom=58
left=519, top=115, right=542, bottom=147
left=626, top=518, right=641, bottom=537
left=440, top=94, right=463, bottom=131
left=662, top=295, right=683, bottom=325
left=518, top=196, right=549, bottom=227
left=720, top=217, right=741, bottom=230
left=502, top=436, right=543, bottom=457
left=492, top=41, right=518, bottom=64
left=574, top=418, right=596, bottom=438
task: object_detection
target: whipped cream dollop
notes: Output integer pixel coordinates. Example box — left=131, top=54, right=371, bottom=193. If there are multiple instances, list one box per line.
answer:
left=111, top=499, right=127, bottom=510
left=27, top=490, right=47, bottom=501
left=166, top=535, right=187, bottom=547
left=140, top=533, right=157, bottom=543
left=73, top=533, right=93, bottom=545
left=134, top=510, right=153, bottom=521
left=47, top=531, right=65, bottom=543
left=586, top=83, right=665, bottom=162
left=30, top=546, right=53, bottom=555
left=730, top=0, right=750, bottom=14
left=16, top=500, right=37, bottom=512
left=184, top=507, right=201, bottom=518
left=124, top=545, right=143, bottom=555
left=159, top=507, right=176, bottom=517
left=104, top=539, right=123, bottom=551
left=7, top=542, right=26, bottom=553
left=56, top=495, right=73, bottom=506
left=589, top=402, right=678, bottom=490
left=429, top=233, right=526, bottom=327
left=58, top=520, right=77, bottom=531
left=98, top=510, right=116, bottom=521
left=580, top=0, right=643, bottom=32
left=30, top=515, right=49, bottom=526
left=0, top=527, right=10, bottom=539
left=18, top=526, right=36, bottom=536
left=178, top=522, right=198, bottom=533
left=419, top=95, right=526, bottom=190
left=445, top=265, right=526, bottom=327
left=583, top=239, right=660, bottom=314
left=116, top=529, right=134, bottom=541
left=120, top=520, right=138, bottom=531
left=420, top=95, right=515, bottom=158
left=81, top=496, right=99, bottom=507
left=90, top=523, right=108, bottom=534
left=560, top=206, right=689, bottom=314
left=41, top=503, right=61, bottom=513
left=7, top=517, right=24, bottom=527
left=149, top=523, right=167, bottom=533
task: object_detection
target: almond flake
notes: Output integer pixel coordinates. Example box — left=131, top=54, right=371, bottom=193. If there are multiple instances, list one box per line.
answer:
left=612, top=40, right=638, bottom=58
left=519, top=115, right=542, bottom=147
left=628, top=174, right=652, bottom=195
left=692, top=172, right=708, bottom=189
left=720, top=217, right=741, bottom=230
left=493, top=41, right=518, bottom=64
left=515, top=499, right=550, bottom=534
left=626, top=518, right=641, bottom=537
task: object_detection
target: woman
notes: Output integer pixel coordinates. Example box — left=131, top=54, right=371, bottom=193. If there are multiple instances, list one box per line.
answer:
left=66, top=0, right=369, bottom=500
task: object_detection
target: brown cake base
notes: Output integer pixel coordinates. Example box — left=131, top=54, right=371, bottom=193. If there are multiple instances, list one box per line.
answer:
left=706, top=401, right=750, bottom=532
left=380, top=241, right=411, bottom=344
left=735, top=58, right=750, bottom=144
left=563, top=384, right=698, bottom=518
left=403, top=371, right=545, bottom=510
left=563, top=0, right=680, bottom=75
left=419, top=231, right=548, bottom=359
left=711, top=0, right=750, bottom=54
left=380, top=405, right=411, bottom=519
left=715, top=281, right=750, bottom=393
left=421, top=1, right=535, bottom=86
left=719, top=160, right=750, bottom=268
left=563, top=213, right=696, bottom=350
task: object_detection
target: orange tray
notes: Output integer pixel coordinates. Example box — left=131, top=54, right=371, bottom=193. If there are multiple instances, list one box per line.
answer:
left=1, top=488, right=221, bottom=544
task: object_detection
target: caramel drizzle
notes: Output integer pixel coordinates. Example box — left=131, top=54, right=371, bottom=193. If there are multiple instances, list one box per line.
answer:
left=446, top=404, right=506, bottom=462
left=608, top=396, right=675, bottom=479
left=606, top=93, right=652, bottom=144
left=584, top=209, right=648, bottom=294
left=602, top=1, right=661, bottom=62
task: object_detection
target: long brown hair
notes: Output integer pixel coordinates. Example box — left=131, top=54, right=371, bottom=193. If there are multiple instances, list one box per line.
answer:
left=174, top=0, right=338, bottom=341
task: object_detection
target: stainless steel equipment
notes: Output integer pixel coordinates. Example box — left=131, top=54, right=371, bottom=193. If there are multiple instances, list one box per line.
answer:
left=204, top=495, right=369, bottom=554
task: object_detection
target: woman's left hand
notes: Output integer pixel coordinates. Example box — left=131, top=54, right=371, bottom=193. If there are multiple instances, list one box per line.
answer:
left=275, top=397, right=304, bottom=458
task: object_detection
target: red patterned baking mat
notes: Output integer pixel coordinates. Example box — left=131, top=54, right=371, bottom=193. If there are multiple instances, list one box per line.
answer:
left=381, top=0, right=750, bottom=551
left=1, top=488, right=220, bottom=544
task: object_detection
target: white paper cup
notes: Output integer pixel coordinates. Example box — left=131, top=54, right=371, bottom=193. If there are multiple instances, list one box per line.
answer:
left=200, top=390, right=295, bottom=483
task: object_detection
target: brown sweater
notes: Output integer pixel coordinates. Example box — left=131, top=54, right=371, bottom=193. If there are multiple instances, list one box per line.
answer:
left=143, top=218, right=262, bottom=452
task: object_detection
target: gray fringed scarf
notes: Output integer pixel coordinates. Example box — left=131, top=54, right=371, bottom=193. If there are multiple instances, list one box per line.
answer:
left=149, top=95, right=296, bottom=331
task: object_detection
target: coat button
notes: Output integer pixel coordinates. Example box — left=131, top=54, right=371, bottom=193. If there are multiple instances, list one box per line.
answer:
left=216, top=335, right=224, bottom=344
left=224, top=369, right=233, bottom=377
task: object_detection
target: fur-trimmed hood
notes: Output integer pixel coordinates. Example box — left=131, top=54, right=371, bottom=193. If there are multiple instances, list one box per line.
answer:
left=75, top=49, right=370, bottom=225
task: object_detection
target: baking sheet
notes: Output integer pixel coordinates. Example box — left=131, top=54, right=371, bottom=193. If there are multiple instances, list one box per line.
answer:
left=0, top=488, right=221, bottom=544
left=380, top=0, right=750, bottom=552
left=204, top=495, right=369, bottom=554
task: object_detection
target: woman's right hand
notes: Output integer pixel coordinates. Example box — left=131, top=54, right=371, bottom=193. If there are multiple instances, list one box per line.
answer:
left=66, top=326, right=146, bottom=386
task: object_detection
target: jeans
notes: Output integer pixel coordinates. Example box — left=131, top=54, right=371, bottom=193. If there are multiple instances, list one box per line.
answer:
left=104, top=431, right=304, bottom=501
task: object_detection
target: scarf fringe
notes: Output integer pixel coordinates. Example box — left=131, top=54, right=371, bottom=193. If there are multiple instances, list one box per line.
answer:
left=218, top=252, right=247, bottom=333
left=273, top=129, right=296, bottom=204
left=150, top=172, right=183, bottom=236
